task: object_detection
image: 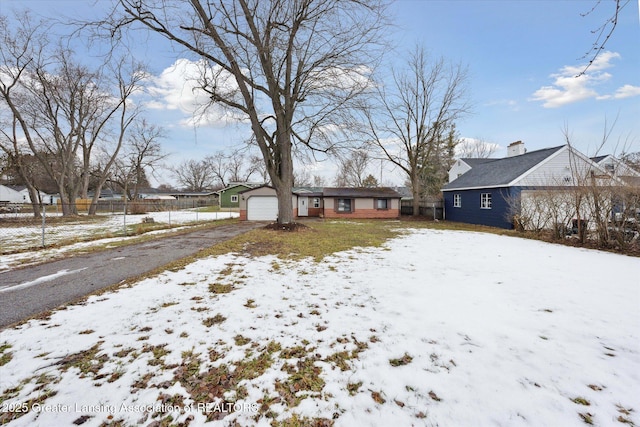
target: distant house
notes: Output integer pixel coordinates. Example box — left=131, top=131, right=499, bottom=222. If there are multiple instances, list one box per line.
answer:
left=0, top=185, right=51, bottom=204
left=591, top=154, right=640, bottom=186
left=441, top=141, right=632, bottom=229
left=137, top=188, right=176, bottom=200
left=238, top=186, right=401, bottom=221
left=168, top=191, right=218, bottom=201
left=217, top=183, right=261, bottom=208
left=0, top=185, right=23, bottom=204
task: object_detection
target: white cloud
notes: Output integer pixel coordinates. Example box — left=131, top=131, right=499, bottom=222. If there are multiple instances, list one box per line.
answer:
left=529, top=51, right=638, bottom=108
left=144, top=58, right=243, bottom=127
left=611, top=84, right=640, bottom=99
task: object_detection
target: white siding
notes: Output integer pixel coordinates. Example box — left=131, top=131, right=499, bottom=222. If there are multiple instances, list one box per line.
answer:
left=516, top=147, right=595, bottom=187
left=0, top=185, right=23, bottom=203
left=448, top=160, right=472, bottom=183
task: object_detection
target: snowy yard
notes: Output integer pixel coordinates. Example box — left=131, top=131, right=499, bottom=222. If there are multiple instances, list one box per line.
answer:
left=0, top=228, right=638, bottom=426
left=0, top=210, right=238, bottom=270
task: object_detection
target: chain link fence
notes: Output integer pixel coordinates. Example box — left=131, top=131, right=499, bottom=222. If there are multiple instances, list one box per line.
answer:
left=0, top=200, right=238, bottom=255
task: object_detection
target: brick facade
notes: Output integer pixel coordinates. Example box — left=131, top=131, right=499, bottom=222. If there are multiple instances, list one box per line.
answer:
left=323, top=208, right=399, bottom=219
left=307, top=207, right=323, bottom=217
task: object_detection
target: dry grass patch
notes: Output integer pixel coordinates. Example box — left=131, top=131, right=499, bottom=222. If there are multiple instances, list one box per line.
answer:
left=203, top=314, right=227, bottom=327
left=389, top=353, right=413, bottom=367
left=209, top=282, right=234, bottom=294
left=0, top=343, right=13, bottom=366
left=272, top=414, right=334, bottom=427
left=198, top=220, right=402, bottom=261
left=55, top=342, right=108, bottom=379
left=174, top=342, right=281, bottom=422
left=276, top=356, right=325, bottom=407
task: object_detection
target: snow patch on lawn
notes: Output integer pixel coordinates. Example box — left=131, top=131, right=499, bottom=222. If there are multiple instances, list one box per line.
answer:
left=0, top=229, right=638, bottom=426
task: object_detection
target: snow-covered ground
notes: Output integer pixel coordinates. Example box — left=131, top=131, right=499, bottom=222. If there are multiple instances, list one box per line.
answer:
left=1, top=229, right=638, bottom=426
left=0, top=211, right=238, bottom=271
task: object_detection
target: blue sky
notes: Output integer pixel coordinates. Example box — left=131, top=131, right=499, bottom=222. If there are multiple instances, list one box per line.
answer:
left=391, top=1, right=639, bottom=155
left=2, top=0, right=639, bottom=186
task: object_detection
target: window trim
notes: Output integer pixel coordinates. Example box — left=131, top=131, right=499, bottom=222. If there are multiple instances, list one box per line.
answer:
left=375, top=198, right=389, bottom=210
left=230, top=194, right=239, bottom=203
left=480, top=193, right=492, bottom=209
left=335, top=198, right=353, bottom=213
left=313, top=197, right=320, bottom=208
left=453, top=194, right=461, bottom=208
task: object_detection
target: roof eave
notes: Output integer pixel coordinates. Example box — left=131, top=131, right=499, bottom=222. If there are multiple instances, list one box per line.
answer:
left=442, top=184, right=512, bottom=192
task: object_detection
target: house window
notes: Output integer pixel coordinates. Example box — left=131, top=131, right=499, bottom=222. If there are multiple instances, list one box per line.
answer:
left=231, top=195, right=239, bottom=203
left=375, top=198, right=388, bottom=210
left=453, top=194, right=461, bottom=208
left=336, top=198, right=352, bottom=212
left=313, top=198, right=320, bottom=208
left=480, top=193, right=492, bottom=209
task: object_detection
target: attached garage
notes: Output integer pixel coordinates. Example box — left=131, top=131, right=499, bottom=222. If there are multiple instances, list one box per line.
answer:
left=247, top=196, right=278, bottom=221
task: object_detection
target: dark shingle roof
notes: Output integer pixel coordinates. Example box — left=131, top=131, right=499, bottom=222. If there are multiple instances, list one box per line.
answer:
left=443, top=145, right=565, bottom=191
left=460, top=158, right=496, bottom=167
left=323, top=187, right=401, bottom=198
left=590, top=155, right=608, bottom=163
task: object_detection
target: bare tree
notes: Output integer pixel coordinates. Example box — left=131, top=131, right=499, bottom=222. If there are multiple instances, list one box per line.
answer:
left=620, top=151, right=640, bottom=172
left=334, top=150, right=371, bottom=187
left=110, top=119, right=167, bottom=201
left=205, top=150, right=262, bottom=188
left=456, top=138, right=499, bottom=158
left=364, top=46, right=470, bottom=216
left=173, top=159, right=217, bottom=192
left=293, top=169, right=312, bottom=187
left=0, top=12, right=49, bottom=217
left=312, top=175, right=326, bottom=187
left=0, top=11, right=143, bottom=216
left=579, top=0, right=631, bottom=76
left=225, top=150, right=261, bottom=183
left=27, top=53, right=143, bottom=215
left=206, top=152, right=230, bottom=188
left=99, top=0, right=388, bottom=224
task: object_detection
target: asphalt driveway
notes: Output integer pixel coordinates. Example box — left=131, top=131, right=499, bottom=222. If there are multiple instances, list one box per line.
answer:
left=0, top=221, right=264, bottom=329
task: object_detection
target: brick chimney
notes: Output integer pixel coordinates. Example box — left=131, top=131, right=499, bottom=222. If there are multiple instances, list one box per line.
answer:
left=507, top=141, right=526, bottom=157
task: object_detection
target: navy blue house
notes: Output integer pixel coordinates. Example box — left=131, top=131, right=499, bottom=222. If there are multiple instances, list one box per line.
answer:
left=443, top=187, right=521, bottom=229
left=443, top=142, right=640, bottom=230
left=443, top=143, right=569, bottom=229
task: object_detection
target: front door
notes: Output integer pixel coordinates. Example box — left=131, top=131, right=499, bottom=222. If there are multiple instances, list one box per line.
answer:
left=298, top=196, right=309, bottom=216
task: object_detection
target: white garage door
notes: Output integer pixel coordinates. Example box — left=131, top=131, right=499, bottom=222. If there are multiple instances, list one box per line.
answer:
left=247, top=196, right=278, bottom=221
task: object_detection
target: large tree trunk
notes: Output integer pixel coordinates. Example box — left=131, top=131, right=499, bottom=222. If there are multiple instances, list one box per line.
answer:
left=411, top=172, right=421, bottom=217
left=88, top=188, right=102, bottom=216
left=270, top=137, right=295, bottom=224
left=275, top=184, right=294, bottom=224
left=26, top=184, right=42, bottom=219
